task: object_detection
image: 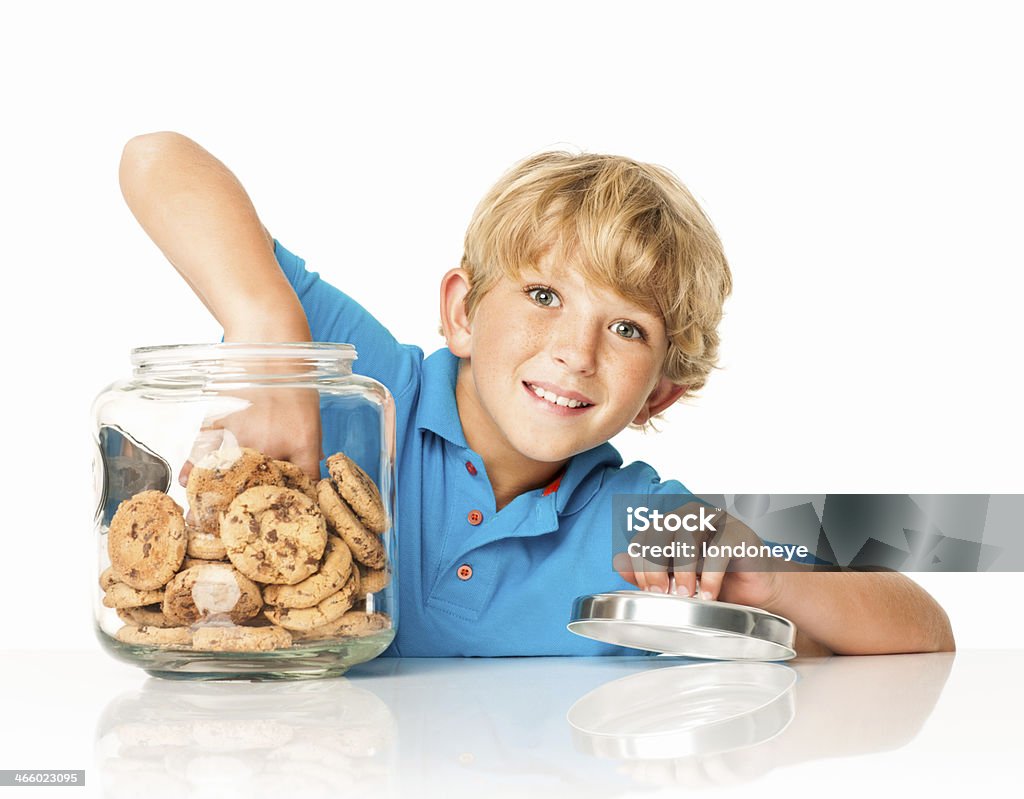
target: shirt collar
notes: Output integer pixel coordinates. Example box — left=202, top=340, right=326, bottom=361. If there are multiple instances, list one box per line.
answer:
left=555, top=442, right=622, bottom=515
left=416, top=347, right=624, bottom=516
left=416, top=348, right=469, bottom=448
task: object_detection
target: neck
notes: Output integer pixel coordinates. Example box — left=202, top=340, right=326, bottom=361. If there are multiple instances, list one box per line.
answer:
left=455, top=359, right=567, bottom=511
left=488, top=458, right=565, bottom=512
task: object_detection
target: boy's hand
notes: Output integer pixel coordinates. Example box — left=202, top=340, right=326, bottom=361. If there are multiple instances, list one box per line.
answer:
left=178, top=386, right=323, bottom=487
left=613, top=501, right=783, bottom=610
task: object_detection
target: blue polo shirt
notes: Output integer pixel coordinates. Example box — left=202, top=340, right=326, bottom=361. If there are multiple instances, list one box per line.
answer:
left=276, top=241, right=692, bottom=656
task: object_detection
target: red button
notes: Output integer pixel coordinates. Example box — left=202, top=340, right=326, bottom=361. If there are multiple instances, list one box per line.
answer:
left=457, top=564, right=473, bottom=580
left=467, top=509, right=484, bottom=525
left=465, top=461, right=477, bottom=476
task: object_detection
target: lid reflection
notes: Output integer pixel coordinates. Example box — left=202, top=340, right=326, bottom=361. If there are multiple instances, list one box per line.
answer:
left=568, top=662, right=796, bottom=760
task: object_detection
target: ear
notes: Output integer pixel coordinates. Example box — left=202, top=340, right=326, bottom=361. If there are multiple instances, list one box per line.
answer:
left=439, top=268, right=473, bottom=358
left=632, top=378, right=688, bottom=425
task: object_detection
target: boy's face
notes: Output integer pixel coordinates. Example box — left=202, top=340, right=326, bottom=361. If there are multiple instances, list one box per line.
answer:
left=447, top=252, right=683, bottom=469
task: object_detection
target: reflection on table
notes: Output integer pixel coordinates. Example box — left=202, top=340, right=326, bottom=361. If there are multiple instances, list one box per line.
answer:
left=96, top=679, right=395, bottom=798
left=96, top=652, right=954, bottom=797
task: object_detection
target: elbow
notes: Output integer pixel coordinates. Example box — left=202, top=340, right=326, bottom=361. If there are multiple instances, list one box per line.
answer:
left=118, top=131, right=194, bottom=197
left=923, top=582, right=956, bottom=652
left=121, top=130, right=193, bottom=160
left=897, top=573, right=956, bottom=654
left=933, top=613, right=956, bottom=653
left=917, top=592, right=956, bottom=653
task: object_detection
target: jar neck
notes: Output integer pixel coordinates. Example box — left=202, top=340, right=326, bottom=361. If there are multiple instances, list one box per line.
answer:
left=131, top=343, right=356, bottom=383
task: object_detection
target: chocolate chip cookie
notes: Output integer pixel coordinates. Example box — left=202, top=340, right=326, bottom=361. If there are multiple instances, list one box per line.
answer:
left=186, top=525, right=228, bottom=561
left=325, top=453, right=387, bottom=534
left=272, top=459, right=318, bottom=502
left=108, top=490, right=187, bottom=590
left=263, top=568, right=361, bottom=631
left=291, top=609, right=392, bottom=642
left=103, top=582, right=165, bottom=609
left=99, top=566, right=122, bottom=591
left=316, top=479, right=386, bottom=569
left=116, top=625, right=193, bottom=646
left=357, top=563, right=391, bottom=594
left=192, top=624, right=293, bottom=652
left=162, top=563, right=263, bottom=625
left=117, top=604, right=176, bottom=628
left=262, top=535, right=353, bottom=609
left=220, top=486, right=327, bottom=585
left=186, top=447, right=283, bottom=534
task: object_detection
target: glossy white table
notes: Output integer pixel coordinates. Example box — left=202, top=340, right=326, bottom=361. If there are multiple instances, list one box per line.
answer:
left=1, top=649, right=1017, bottom=797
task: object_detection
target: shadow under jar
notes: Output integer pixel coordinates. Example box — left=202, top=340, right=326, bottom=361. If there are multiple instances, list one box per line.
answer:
left=92, top=343, right=397, bottom=680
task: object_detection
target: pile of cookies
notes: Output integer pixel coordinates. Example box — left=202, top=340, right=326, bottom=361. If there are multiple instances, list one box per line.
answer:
left=101, top=447, right=392, bottom=652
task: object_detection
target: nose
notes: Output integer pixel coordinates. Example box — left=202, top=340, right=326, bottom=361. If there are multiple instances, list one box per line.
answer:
left=549, top=315, right=598, bottom=375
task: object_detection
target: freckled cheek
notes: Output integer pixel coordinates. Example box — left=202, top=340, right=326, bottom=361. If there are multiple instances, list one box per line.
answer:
left=516, top=327, right=548, bottom=353
left=473, top=326, right=538, bottom=385
left=489, top=319, right=548, bottom=361
left=618, top=362, right=662, bottom=406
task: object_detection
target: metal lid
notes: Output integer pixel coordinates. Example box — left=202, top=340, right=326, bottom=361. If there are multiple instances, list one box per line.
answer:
left=568, top=591, right=797, bottom=661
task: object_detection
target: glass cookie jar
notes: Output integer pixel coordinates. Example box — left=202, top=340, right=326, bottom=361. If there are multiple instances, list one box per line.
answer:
left=92, top=343, right=397, bottom=680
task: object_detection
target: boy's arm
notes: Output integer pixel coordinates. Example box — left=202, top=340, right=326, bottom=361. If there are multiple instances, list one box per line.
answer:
left=118, top=131, right=309, bottom=343
left=764, top=568, right=956, bottom=655
left=119, top=131, right=320, bottom=478
left=121, top=131, right=423, bottom=401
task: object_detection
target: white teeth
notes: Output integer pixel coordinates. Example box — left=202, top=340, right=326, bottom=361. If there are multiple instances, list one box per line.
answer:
left=528, top=383, right=591, bottom=408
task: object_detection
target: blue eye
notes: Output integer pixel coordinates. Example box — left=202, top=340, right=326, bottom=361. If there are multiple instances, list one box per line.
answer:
left=526, top=286, right=561, bottom=307
left=612, top=321, right=644, bottom=340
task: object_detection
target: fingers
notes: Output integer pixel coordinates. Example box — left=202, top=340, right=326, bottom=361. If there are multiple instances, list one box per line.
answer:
left=296, top=422, right=324, bottom=479
left=178, top=427, right=227, bottom=487
left=698, top=511, right=764, bottom=601
left=643, top=571, right=671, bottom=594
left=670, top=523, right=698, bottom=597
left=618, top=500, right=738, bottom=599
left=288, top=401, right=322, bottom=479
left=697, top=567, right=725, bottom=601
left=627, top=528, right=671, bottom=593
left=293, top=450, right=322, bottom=481
left=694, top=515, right=729, bottom=601
left=612, top=551, right=638, bottom=587
left=621, top=505, right=709, bottom=595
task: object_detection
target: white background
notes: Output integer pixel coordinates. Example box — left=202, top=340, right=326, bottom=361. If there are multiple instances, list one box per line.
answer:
left=1, top=0, right=1020, bottom=652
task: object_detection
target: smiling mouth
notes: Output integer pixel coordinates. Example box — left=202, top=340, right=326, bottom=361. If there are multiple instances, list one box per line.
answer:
left=523, top=382, right=594, bottom=409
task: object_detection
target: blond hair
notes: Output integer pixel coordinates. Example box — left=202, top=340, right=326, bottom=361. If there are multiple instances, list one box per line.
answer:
left=459, top=151, right=732, bottom=398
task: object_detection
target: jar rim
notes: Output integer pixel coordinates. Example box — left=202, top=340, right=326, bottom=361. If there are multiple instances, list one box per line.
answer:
left=131, top=342, right=357, bottom=367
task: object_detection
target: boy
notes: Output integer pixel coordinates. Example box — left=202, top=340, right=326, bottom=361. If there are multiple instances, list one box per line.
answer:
left=119, top=132, right=955, bottom=658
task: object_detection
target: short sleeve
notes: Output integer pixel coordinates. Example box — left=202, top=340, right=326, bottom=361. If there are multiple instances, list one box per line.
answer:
left=274, top=240, right=421, bottom=398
